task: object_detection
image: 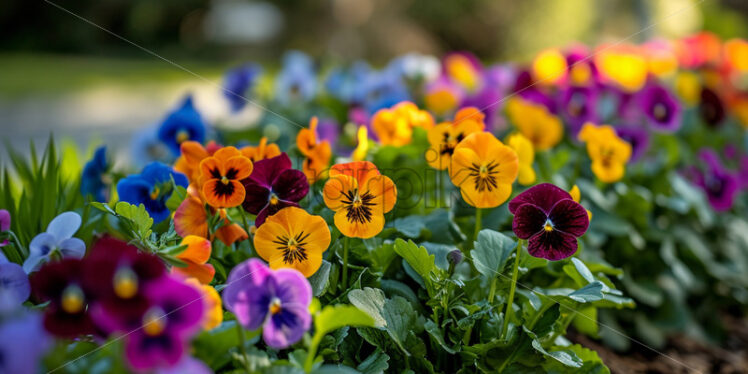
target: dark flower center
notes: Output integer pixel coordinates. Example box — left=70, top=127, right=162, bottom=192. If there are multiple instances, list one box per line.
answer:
left=653, top=102, right=668, bottom=121
left=210, top=167, right=239, bottom=197
left=440, top=132, right=465, bottom=155
left=273, top=231, right=311, bottom=265
left=342, top=188, right=376, bottom=224
left=468, top=161, right=499, bottom=192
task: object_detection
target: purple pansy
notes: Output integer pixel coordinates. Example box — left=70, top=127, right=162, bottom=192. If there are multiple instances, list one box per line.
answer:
left=0, top=209, right=10, bottom=247
left=614, top=125, right=650, bottom=162
left=559, top=85, right=598, bottom=135
left=123, top=275, right=204, bottom=371
left=223, top=63, right=262, bottom=113
left=0, top=312, right=52, bottom=374
left=23, top=211, right=86, bottom=273
left=0, top=260, right=30, bottom=311
left=688, top=149, right=739, bottom=212
left=638, top=82, right=682, bottom=132
left=509, top=183, right=590, bottom=261
left=242, top=153, right=309, bottom=227
left=223, top=258, right=312, bottom=349
left=156, top=357, right=212, bottom=374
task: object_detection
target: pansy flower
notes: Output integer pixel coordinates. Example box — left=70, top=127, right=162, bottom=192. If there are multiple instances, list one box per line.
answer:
left=506, top=133, right=536, bottom=186
left=351, top=126, right=370, bottom=161
left=509, top=183, right=590, bottom=261
left=531, top=48, right=568, bottom=86
left=80, top=146, right=111, bottom=202
left=699, top=87, right=725, bottom=127
left=578, top=123, right=632, bottom=183
left=254, top=207, right=331, bottom=277
left=184, top=278, right=223, bottom=331
left=371, top=102, right=434, bottom=147
left=0, top=260, right=30, bottom=309
left=118, top=162, right=189, bottom=223
left=559, top=85, right=598, bottom=135
left=30, top=258, right=97, bottom=337
left=242, top=153, right=309, bottom=227
left=171, top=236, right=215, bottom=284
left=241, top=137, right=282, bottom=162
left=424, top=77, right=464, bottom=116
left=274, top=51, right=317, bottom=105
left=638, top=83, right=682, bottom=132
left=222, top=258, right=312, bottom=349
left=296, top=117, right=332, bottom=184
left=594, top=46, right=648, bottom=92
left=426, top=107, right=485, bottom=170
left=157, top=95, right=208, bottom=156
left=614, top=125, right=650, bottom=162
left=122, top=275, right=204, bottom=371
left=687, top=149, right=740, bottom=212
left=505, top=97, right=563, bottom=151
left=223, top=63, right=262, bottom=112
left=174, top=190, right=248, bottom=246
left=443, top=52, right=482, bottom=92
left=448, top=132, right=518, bottom=208
left=323, top=161, right=397, bottom=239
left=174, top=140, right=222, bottom=186
left=83, top=237, right=166, bottom=334
left=198, top=147, right=253, bottom=208
left=0, top=312, right=52, bottom=374
left=23, top=211, right=86, bottom=273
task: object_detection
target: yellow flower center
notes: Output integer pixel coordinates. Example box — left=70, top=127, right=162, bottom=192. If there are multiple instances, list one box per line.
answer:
left=142, top=307, right=166, bottom=336
left=269, top=194, right=279, bottom=205
left=176, top=130, right=190, bottom=143
left=544, top=221, right=554, bottom=232
left=150, top=186, right=160, bottom=200
left=61, top=285, right=85, bottom=314
left=269, top=297, right=282, bottom=315
left=221, top=176, right=230, bottom=185
left=113, top=267, right=138, bottom=299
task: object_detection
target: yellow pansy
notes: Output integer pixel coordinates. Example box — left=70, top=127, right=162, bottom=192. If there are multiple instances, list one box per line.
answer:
left=505, top=97, right=563, bottom=151
left=372, top=102, right=434, bottom=146
left=426, top=107, right=485, bottom=170
left=448, top=132, right=519, bottom=208
left=579, top=123, right=632, bottom=183
left=352, top=126, right=369, bottom=161
left=184, top=278, right=223, bottom=330
left=595, top=48, right=648, bottom=93
left=532, top=48, right=567, bottom=85
left=505, top=133, right=536, bottom=186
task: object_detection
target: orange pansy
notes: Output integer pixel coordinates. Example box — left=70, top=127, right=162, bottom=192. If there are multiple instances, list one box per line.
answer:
left=184, top=278, right=223, bottom=330
left=199, top=147, right=253, bottom=208
left=297, top=117, right=332, bottom=184
left=241, top=137, right=281, bottom=162
left=371, top=102, right=434, bottom=146
left=323, top=161, right=397, bottom=239
left=426, top=107, right=485, bottom=170
left=171, top=235, right=215, bottom=284
left=175, top=140, right=222, bottom=185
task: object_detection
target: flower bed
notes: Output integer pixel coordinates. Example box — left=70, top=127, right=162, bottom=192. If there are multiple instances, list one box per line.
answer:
left=1, top=32, right=747, bottom=373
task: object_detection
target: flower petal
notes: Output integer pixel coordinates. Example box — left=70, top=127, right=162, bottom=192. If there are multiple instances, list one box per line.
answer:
left=225, top=155, right=254, bottom=181
left=223, top=260, right=272, bottom=330
left=511, top=204, right=547, bottom=239
left=334, top=209, right=384, bottom=239
left=527, top=230, right=578, bottom=261
left=273, top=169, right=309, bottom=203
left=177, top=235, right=211, bottom=264
left=273, top=268, right=312, bottom=307
left=250, top=153, right=293, bottom=187
left=262, top=304, right=311, bottom=349
left=46, top=211, right=81, bottom=240
left=508, top=183, right=572, bottom=214
left=548, top=199, right=589, bottom=237
left=0, top=262, right=30, bottom=305
left=58, top=238, right=86, bottom=259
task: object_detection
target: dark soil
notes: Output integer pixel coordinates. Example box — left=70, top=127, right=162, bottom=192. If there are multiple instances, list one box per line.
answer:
left=569, top=316, right=748, bottom=374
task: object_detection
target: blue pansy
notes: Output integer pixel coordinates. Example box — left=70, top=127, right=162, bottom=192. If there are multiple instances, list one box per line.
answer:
left=157, top=95, right=207, bottom=156
left=325, top=61, right=371, bottom=103
left=223, top=63, right=262, bottom=112
left=275, top=51, right=317, bottom=105
left=116, top=162, right=188, bottom=224
left=0, top=312, right=51, bottom=374
left=0, top=259, right=30, bottom=311
left=23, top=211, right=86, bottom=273
left=80, top=146, right=110, bottom=202
left=360, top=68, right=410, bottom=114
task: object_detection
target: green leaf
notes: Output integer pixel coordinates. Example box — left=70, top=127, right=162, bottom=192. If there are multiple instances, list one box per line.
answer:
left=114, top=201, right=153, bottom=238
left=356, top=349, right=389, bottom=374
left=348, top=288, right=387, bottom=328
left=531, top=339, right=583, bottom=368
left=308, top=260, right=332, bottom=297
left=424, top=320, right=459, bottom=354
left=472, top=229, right=516, bottom=279
left=392, top=239, right=440, bottom=284
left=572, top=306, right=599, bottom=337
left=314, top=305, right=376, bottom=338
left=165, top=184, right=188, bottom=211
left=348, top=288, right=418, bottom=355
left=392, top=216, right=426, bottom=238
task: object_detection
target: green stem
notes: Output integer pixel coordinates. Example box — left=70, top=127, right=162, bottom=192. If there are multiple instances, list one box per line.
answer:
left=341, top=236, right=350, bottom=290
left=7, top=230, right=27, bottom=257
left=236, top=323, right=252, bottom=374
left=473, top=208, right=482, bottom=245
left=500, top=240, right=523, bottom=340
left=239, top=208, right=251, bottom=234
left=304, top=333, right=324, bottom=373
left=487, top=277, right=498, bottom=304
left=547, top=312, right=575, bottom=344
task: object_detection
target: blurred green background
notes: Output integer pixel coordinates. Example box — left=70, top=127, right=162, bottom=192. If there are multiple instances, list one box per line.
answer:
left=0, top=0, right=746, bottom=157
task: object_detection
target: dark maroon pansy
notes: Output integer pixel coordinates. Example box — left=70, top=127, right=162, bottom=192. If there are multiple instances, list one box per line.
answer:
left=638, top=83, right=682, bottom=133
left=699, top=87, right=725, bottom=127
left=30, top=258, right=97, bottom=338
left=509, top=183, right=590, bottom=261
left=242, top=153, right=309, bottom=227
left=82, top=237, right=166, bottom=334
